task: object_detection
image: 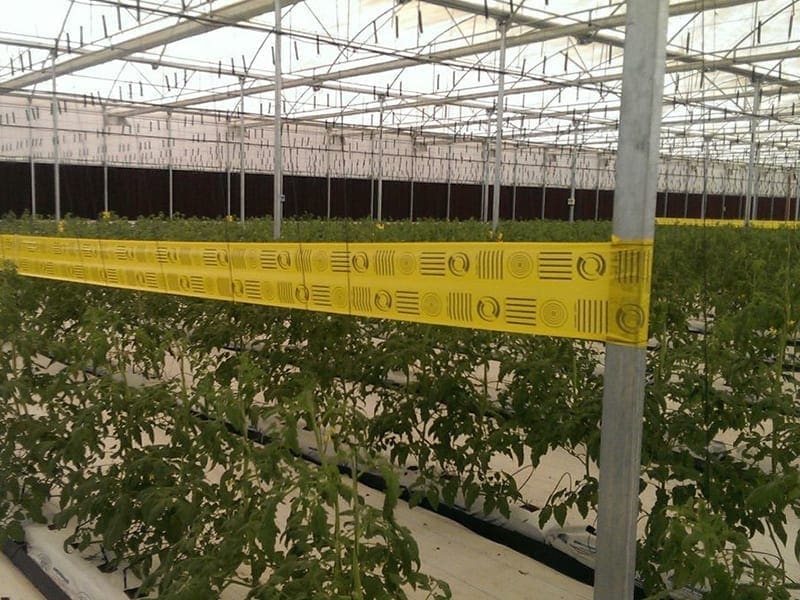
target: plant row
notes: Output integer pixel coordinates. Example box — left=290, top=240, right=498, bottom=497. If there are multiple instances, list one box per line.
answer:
left=0, top=215, right=799, bottom=599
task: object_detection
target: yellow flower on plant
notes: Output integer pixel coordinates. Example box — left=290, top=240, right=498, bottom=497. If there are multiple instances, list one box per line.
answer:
left=101, top=211, right=111, bottom=220
left=225, top=214, right=234, bottom=222
left=57, top=220, right=65, bottom=233
left=376, top=222, right=385, bottom=230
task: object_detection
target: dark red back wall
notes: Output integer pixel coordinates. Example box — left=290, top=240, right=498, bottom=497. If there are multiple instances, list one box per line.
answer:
left=1, top=160, right=787, bottom=221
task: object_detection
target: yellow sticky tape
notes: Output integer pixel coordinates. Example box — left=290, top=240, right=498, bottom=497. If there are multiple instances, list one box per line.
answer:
left=0, top=234, right=652, bottom=346
left=656, top=217, right=800, bottom=229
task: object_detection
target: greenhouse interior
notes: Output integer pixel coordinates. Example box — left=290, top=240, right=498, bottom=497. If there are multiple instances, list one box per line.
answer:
left=1, top=0, right=800, bottom=599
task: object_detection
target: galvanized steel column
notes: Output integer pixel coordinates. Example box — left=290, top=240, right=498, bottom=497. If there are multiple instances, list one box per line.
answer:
left=28, top=97, right=36, bottom=217
left=167, top=110, right=173, bottom=218
left=491, top=21, right=508, bottom=232
left=446, top=142, right=453, bottom=220
left=377, top=96, right=385, bottom=222
left=595, top=2, right=668, bottom=599
left=239, top=77, right=246, bottom=223
left=102, top=105, right=108, bottom=214
left=511, top=144, right=518, bottom=221
left=745, top=78, right=761, bottom=226
left=51, top=51, right=60, bottom=221
left=569, top=124, right=578, bottom=222
left=273, top=0, right=283, bottom=239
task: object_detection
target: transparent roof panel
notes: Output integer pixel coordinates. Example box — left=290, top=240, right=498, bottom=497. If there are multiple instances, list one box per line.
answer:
left=1, top=0, right=800, bottom=164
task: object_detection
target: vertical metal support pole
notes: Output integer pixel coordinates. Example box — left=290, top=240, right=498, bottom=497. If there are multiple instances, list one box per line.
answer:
left=701, top=137, right=709, bottom=219
left=595, top=3, right=668, bottom=600
left=370, top=131, right=375, bottom=219
left=239, top=77, right=246, bottom=223
left=167, top=111, right=173, bottom=219
left=541, top=153, right=547, bottom=219
left=745, top=79, right=761, bottom=227
left=595, top=154, right=601, bottom=221
left=410, top=145, right=415, bottom=221
left=569, top=124, right=578, bottom=222
left=446, top=142, right=453, bottom=220
left=795, top=165, right=800, bottom=221
left=770, top=187, right=775, bottom=220
left=742, top=168, right=747, bottom=218
left=377, top=96, right=385, bottom=221
left=51, top=51, right=61, bottom=221
left=325, top=129, right=332, bottom=219
left=683, top=167, right=689, bottom=218
left=102, top=105, right=109, bottom=214
left=273, top=0, right=283, bottom=239
left=481, top=124, right=490, bottom=222
left=511, top=144, right=518, bottom=221
left=491, top=21, right=508, bottom=232
left=721, top=165, right=727, bottom=218
left=28, top=97, right=36, bottom=217
left=784, top=169, right=791, bottom=221
left=225, top=118, right=232, bottom=216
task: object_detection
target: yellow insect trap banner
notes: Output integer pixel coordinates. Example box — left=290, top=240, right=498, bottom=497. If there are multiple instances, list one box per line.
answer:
left=0, top=234, right=652, bottom=346
left=656, top=217, right=800, bottom=229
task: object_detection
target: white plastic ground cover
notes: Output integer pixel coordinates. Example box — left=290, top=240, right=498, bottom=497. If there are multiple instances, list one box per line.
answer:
left=24, top=523, right=133, bottom=600
left=0, top=550, right=46, bottom=600
left=21, top=336, right=800, bottom=597
left=21, top=350, right=590, bottom=599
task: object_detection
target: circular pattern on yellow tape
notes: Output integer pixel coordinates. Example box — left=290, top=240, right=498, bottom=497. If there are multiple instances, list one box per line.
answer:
left=216, top=249, right=229, bottom=267
left=477, top=296, right=501, bottom=322
left=312, top=250, right=328, bottom=272
left=615, top=304, right=645, bottom=335
left=332, top=286, right=348, bottom=308
left=295, top=285, right=310, bottom=303
left=577, top=252, right=606, bottom=281
left=277, top=250, right=292, bottom=270
left=352, top=252, right=370, bottom=273
left=421, top=292, right=443, bottom=317
left=374, top=290, right=392, bottom=312
left=231, top=279, right=244, bottom=297
left=447, top=252, right=470, bottom=276
left=398, top=253, right=416, bottom=275
left=244, top=249, right=260, bottom=270
left=540, top=299, right=568, bottom=328
left=508, top=252, right=533, bottom=278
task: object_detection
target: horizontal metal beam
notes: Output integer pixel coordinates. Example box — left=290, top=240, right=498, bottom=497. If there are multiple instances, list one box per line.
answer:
left=287, top=45, right=800, bottom=125
left=111, top=0, right=750, bottom=118
left=425, top=0, right=796, bottom=90
left=0, top=33, right=271, bottom=92
left=0, top=0, right=295, bottom=93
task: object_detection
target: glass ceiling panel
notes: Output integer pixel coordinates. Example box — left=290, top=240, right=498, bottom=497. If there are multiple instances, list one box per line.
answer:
left=1, top=0, right=800, bottom=165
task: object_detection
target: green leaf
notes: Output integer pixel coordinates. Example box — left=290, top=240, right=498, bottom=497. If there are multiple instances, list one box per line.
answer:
left=6, top=520, right=24, bottom=543
left=426, top=486, right=439, bottom=510
left=553, top=503, right=567, bottom=527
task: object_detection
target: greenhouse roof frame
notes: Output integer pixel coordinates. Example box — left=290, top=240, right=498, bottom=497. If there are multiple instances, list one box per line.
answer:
left=1, top=0, right=800, bottom=166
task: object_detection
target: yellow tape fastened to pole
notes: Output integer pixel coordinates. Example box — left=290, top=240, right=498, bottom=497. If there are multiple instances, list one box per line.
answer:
left=0, top=234, right=652, bottom=347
